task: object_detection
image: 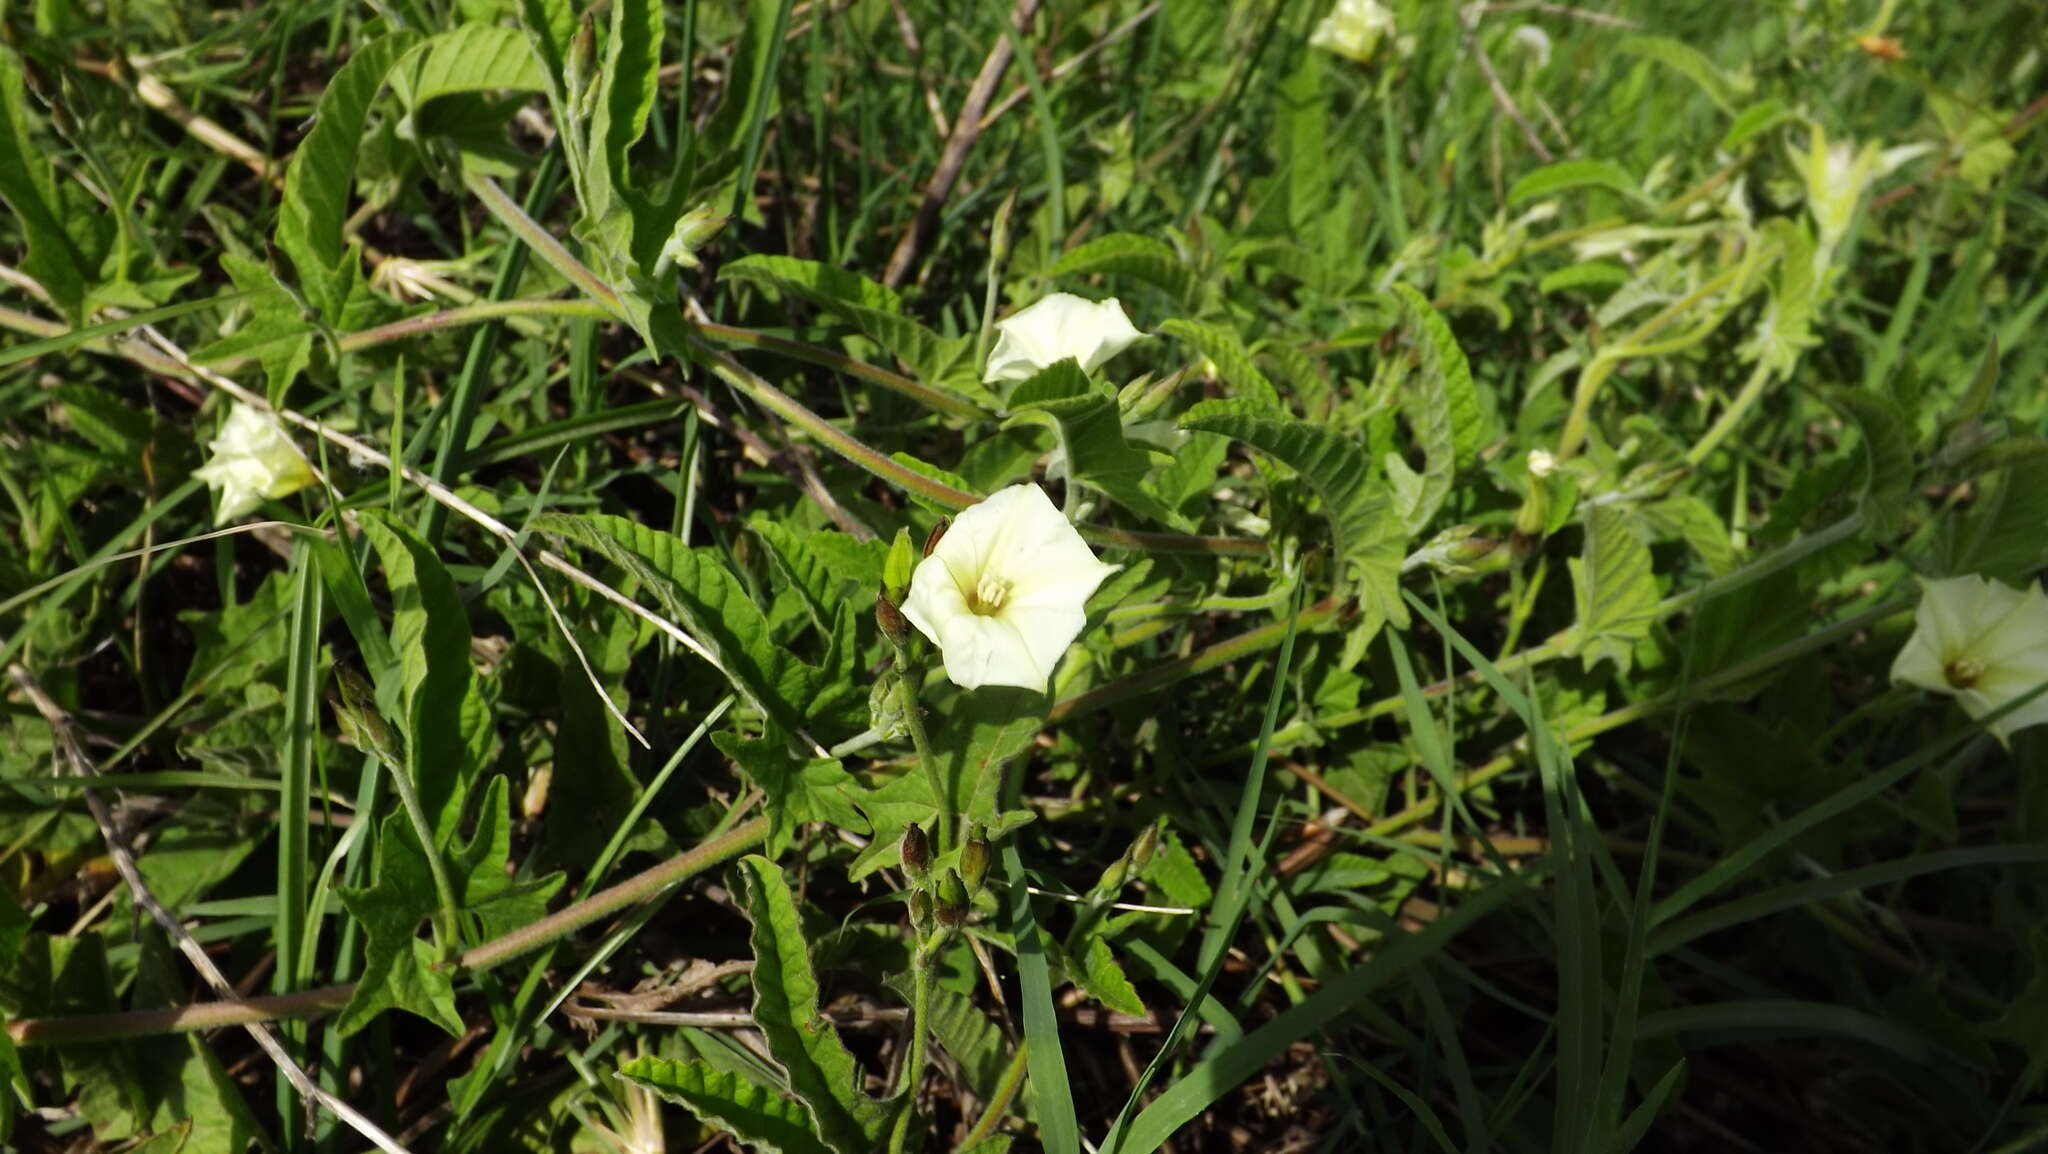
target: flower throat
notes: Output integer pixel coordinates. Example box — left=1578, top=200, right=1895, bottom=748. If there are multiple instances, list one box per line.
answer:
left=968, top=572, right=1012, bottom=616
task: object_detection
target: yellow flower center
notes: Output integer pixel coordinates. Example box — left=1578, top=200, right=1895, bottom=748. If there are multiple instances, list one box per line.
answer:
left=1944, top=656, right=1985, bottom=690
left=967, top=572, right=1013, bottom=616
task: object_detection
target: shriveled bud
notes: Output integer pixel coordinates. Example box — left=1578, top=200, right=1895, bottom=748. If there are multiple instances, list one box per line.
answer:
left=923, top=518, right=950, bottom=558
left=876, top=592, right=910, bottom=647
left=900, top=823, right=932, bottom=883
left=909, top=889, right=934, bottom=932
left=935, top=869, right=969, bottom=928
left=959, top=825, right=992, bottom=894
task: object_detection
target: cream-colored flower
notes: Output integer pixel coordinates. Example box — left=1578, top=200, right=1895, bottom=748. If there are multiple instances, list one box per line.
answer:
left=1511, top=25, right=1552, bottom=69
left=1309, top=0, right=1395, bottom=63
left=1891, top=575, right=2048, bottom=743
left=193, top=403, right=316, bottom=522
left=983, top=294, right=1144, bottom=385
left=902, top=484, right=1119, bottom=691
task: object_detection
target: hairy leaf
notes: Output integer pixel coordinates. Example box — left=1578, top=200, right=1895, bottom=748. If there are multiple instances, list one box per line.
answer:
left=737, top=857, right=890, bottom=1154
left=1182, top=398, right=1408, bottom=630
left=536, top=512, right=824, bottom=733
left=620, top=1057, right=830, bottom=1154
left=1078, top=935, right=1147, bottom=1017
left=1053, top=233, right=1202, bottom=308
left=1007, top=361, right=1171, bottom=519
left=1568, top=506, right=1660, bottom=673
left=1158, top=318, right=1280, bottom=409
left=390, top=24, right=547, bottom=111
left=276, top=32, right=412, bottom=319
left=1822, top=387, right=1914, bottom=537
left=1391, top=285, right=1485, bottom=531
left=0, top=49, right=94, bottom=319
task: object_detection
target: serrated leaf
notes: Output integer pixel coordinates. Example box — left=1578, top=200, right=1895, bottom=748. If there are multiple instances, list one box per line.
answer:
left=889, top=451, right=979, bottom=515
left=1182, top=398, right=1408, bottom=630
left=714, top=729, right=870, bottom=855
left=535, top=512, right=822, bottom=733
left=1568, top=506, right=1660, bottom=674
left=1639, top=494, right=1737, bottom=577
left=390, top=24, right=547, bottom=112
left=1618, top=35, right=1743, bottom=114
left=1077, top=935, right=1147, bottom=1017
left=900, top=982, right=1011, bottom=1102
left=276, top=32, right=412, bottom=320
left=1158, top=319, right=1280, bottom=408
left=357, top=513, right=491, bottom=836
left=586, top=0, right=661, bottom=219
left=1006, top=361, right=1172, bottom=519
left=620, top=1057, right=831, bottom=1154
left=722, top=255, right=992, bottom=406
left=0, top=49, right=94, bottom=319
left=934, top=685, right=1048, bottom=825
left=1823, top=387, right=1913, bottom=536
left=1391, top=285, right=1484, bottom=532
left=1053, top=233, right=1202, bottom=308
left=737, top=857, right=891, bottom=1154
left=1507, top=158, right=1643, bottom=206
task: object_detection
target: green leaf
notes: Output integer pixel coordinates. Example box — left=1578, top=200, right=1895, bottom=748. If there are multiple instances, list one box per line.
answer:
left=1052, top=233, right=1202, bottom=309
left=1638, top=494, right=1736, bottom=577
left=0, top=48, right=94, bottom=319
left=1567, top=506, right=1660, bottom=674
left=620, top=1057, right=830, bottom=1154
left=276, top=32, right=413, bottom=319
left=1721, top=98, right=1792, bottom=153
left=534, top=512, right=822, bottom=734
left=889, top=451, right=979, bottom=515
left=193, top=253, right=315, bottom=401
left=1506, top=158, right=1642, bottom=206
left=1006, top=361, right=1172, bottom=519
left=1077, top=935, right=1147, bottom=1017
left=722, top=255, right=991, bottom=405
left=588, top=0, right=661, bottom=209
left=714, top=730, right=870, bottom=856
left=1391, top=285, right=1484, bottom=532
left=1618, top=35, right=1743, bottom=114
left=701, top=0, right=787, bottom=163
left=933, top=685, right=1048, bottom=824
left=1739, top=219, right=1818, bottom=376
left=1822, top=386, right=1913, bottom=536
left=737, top=856, right=891, bottom=1154
left=1181, top=398, right=1408, bottom=631
left=390, top=24, right=547, bottom=112
left=334, top=813, right=463, bottom=1037
left=451, top=777, right=565, bottom=944
left=358, top=513, right=491, bottom=836
left=900, top=981, right=1011, bottom=1102
left=1157, top=319, right=1280, bottom=408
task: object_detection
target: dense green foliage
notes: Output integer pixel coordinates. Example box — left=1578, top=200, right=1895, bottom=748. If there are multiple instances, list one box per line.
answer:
left=1, top=0, right=2045, bottom=1151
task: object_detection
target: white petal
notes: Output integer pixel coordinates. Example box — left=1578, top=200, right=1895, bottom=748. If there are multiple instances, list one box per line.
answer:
left=933, top=608, right=1049, bottom=691
left=982, top=293, right=1144, bottom=384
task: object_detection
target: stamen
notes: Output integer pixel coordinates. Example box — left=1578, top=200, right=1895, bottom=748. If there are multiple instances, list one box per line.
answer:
left=1944, top=656, right=1985, bottom=690
left=969, top=572, right=1012, bottom=616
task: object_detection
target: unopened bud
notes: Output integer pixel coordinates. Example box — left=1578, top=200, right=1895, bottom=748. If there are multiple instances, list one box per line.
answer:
left=935, top=869, right=968, bottom=929
left=909, top=889, right=934, bottom=932
left=1131, top=823, right=1161, bottom=873
left=883, top=528, right=917, bottom=603
left=900, top=823, right=932, bottom=883
left=876, top=592, right=910, bottom=646
left=659, top=205, right=726, bottom=273
left=923, top=518, right=950, bottom=558
left=1094, top=857, right=1130, bottom=896
left=959, top=825, right=992, bottom=894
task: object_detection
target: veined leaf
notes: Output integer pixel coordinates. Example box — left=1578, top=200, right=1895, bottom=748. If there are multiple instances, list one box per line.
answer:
left=534, top=512, right=821, bottom=734
left=619, top=1057, right=830, bottom=1154
left=1053, top=233, right=1202, bottom=309
left=586, top=0, right=660, bottom=218
left=193, top=253, right=314, bottom=401
left=1568, top=505, right=1659, bottom=673
left=722, top=255, right=990, bottom=405
left=1078, top=935, right=1147, bottom=1017
left=892, top=981, right=1010, bottom=1102
left=1158, top=319, right=1280, bottom=409
left=276, top=32, right=413, bottom=320
left=356, top=513, right=490, bottom=837
left=1391, top=285, right=1484, bottom=532
left=889, top=451, right=978, bottom=515
left=1619, top=35, right=1743, bottom=115
left=737, top=857, right=890, bottom=1154
left=1507, top=158, right=1642, bottom=206
left=390, top=24, right=547, bottom=112
left=1006, top=361, right=1172, bottom=520
left=713, top=729, right=869, bottom=856
left=1182, top=398, right=1409, bottom=630
left=702, top=0, right=787, bottom=162
left=1822, top=387, right=1914, bottom=537
left=0, top=49, right=94, bottom=319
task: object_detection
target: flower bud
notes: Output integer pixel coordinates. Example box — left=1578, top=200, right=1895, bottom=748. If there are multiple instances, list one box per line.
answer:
left=876, top=592, right=910, bottom=647
left=659, top=205, right=726, bottom=273
left=900, top=823, right=932, bottom=883
left=883, top=528, right=917, bottom=604
left=1093, top=857, right=1129, bottom=896
left=935, top=869, right=969, bottom=928
left=909, top=889, right=934, bottom=933
left=1131, top=822, right=1161, bottom=873
left=923, top=518, right=950, bottom=558
left=959, top=824, right=992, bottom=894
